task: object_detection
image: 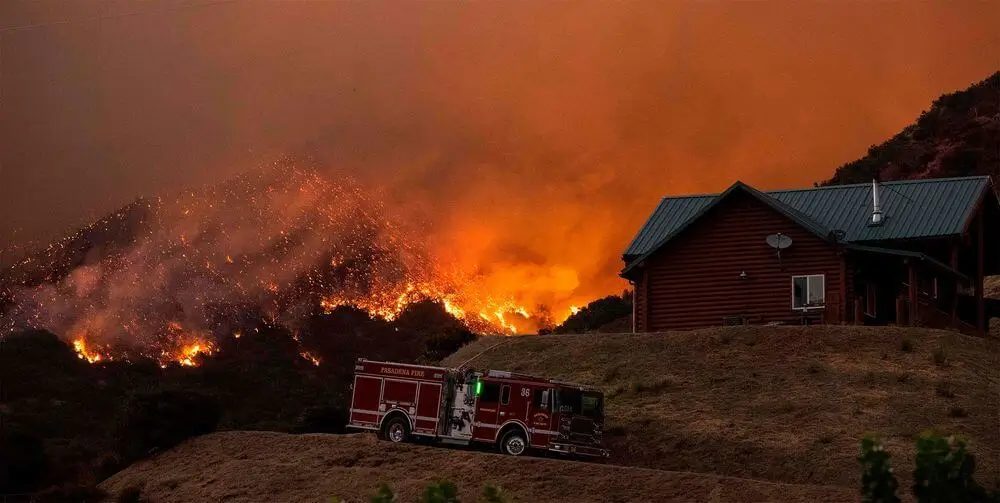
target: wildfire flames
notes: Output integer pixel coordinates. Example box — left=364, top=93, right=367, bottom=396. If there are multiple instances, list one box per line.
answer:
left=1, top=159, right=589, bottom=367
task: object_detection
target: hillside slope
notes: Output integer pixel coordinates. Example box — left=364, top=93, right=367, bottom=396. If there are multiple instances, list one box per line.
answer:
left=443, top=326, right=1000, bottom=488
left=99, top=431, right=853, bottom=503
left=824, top=71, right=998, bottom=185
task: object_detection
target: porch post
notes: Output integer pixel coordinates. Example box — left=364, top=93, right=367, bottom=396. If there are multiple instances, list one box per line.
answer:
left=839, top=255, right=848, bottom=324
left=976, top=210, right=985, bottom=335
left=908, top=261, right=918, bottom=327
left=642, top=268, right=650, bottom=333
left=951, top=242, right=959, bottom=328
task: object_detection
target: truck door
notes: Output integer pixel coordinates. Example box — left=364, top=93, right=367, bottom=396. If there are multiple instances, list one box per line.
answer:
left=472, top=380, right=501, bottom=442
left=528, top=388, right=553, bottom=448
left=496, top=383, right=525, bottom=426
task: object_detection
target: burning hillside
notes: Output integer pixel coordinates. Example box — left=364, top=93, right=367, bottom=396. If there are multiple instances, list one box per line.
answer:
left=0, top=158, right=579, bottom=366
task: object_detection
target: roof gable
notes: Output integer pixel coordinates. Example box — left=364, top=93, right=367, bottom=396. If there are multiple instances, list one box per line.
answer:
left=620, top=181, right=836, bottom=276
left=622, top=176, right=994, bottom=274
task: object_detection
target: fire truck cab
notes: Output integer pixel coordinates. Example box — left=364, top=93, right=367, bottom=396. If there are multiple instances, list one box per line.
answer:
left=348, top=358, right=610, bottom=458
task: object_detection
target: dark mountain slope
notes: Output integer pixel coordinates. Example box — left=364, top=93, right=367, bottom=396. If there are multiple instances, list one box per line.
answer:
left=824, top=72, right=998, bottom=185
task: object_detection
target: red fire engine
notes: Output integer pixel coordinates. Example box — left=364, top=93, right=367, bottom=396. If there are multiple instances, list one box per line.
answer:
left=347, top=358, right=610, bottom=458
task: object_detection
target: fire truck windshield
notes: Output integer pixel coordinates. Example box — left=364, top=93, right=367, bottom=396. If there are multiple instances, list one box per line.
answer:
left=555, top=389, right=604, bottom=419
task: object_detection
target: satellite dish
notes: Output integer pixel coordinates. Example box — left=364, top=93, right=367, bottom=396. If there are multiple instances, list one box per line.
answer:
left=766, top=233, right=793, bottom=250
left=766, top=233, right=792, bottom=270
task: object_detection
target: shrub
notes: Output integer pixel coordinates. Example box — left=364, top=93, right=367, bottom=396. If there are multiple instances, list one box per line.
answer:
left=419, top=481, right=460, bottom=503
left=934, top=382, right=955, bottom=398
left=630, top=376, right=675, bottom=395
left=553, top=293, right=632, bottom=334
left=912, top=431, right=998, bottom=502
left=858, top=434, right=901, bottom=503
left=948, top=406, right=968, bottom=418
left=349, top=481, right=514, bottom=503
left=482, top=484, right=513, bottom=503
left=369, top=483, right=396, bottom=503
left=932, top=347, right=948, bottom=367
left=114, top=390, right=220, bottom=463
left=116, top=485, right=143, bottom=503
left=858, top=431, right=1000, bottom=503
left=900, top=339, right=914, bottom=352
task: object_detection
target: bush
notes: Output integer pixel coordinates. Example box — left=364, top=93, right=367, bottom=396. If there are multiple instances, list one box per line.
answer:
left=343, top=481, right=514, bottom=503
left=900, top=339, right=914, bottom=352
left=116, top=485, right=143, bottom=503
left=482, top=484, right=513, bottom=503
left=859, top=434, right=901, bottom=503
left=859, top=431, right=1000, bottom=503
left=912, top=431, right=997, bottom=502
left=420, top=481, right=459, bottom=503
left=935, top=382, right=955, bottom=398
left=553, top=293, right=632, bottom=334
left=932, top=347, right=948, bottom=367
left=114, top=390, right=220, bottom=463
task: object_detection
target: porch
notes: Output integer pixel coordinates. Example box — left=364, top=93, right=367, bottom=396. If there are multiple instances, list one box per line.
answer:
left=844, top=245, right=983, bottom=336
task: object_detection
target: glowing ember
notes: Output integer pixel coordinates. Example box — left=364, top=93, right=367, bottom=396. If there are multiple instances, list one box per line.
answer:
left=300, top=351, right=321, bottom=366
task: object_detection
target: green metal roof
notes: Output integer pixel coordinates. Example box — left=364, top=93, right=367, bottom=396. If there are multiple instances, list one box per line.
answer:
left=623, top=176, right=993, bottom=265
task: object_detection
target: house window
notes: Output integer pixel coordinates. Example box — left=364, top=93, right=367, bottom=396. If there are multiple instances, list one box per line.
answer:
left=792, top=274, right=825, bottom=309
left=865, top=282, right=877, bottom=317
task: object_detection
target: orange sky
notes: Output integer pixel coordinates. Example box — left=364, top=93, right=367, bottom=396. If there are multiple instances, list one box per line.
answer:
left=2, top=0, right=999, bottom=306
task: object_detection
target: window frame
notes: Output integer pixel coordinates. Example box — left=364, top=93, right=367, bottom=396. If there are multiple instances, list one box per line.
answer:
left=479, top=381, right=501, bottom=403
left=791, top=274, right=826, bottom=311
left=865, top=282, right=877, bottom=317
left=533, top=388, right=550, bottom=411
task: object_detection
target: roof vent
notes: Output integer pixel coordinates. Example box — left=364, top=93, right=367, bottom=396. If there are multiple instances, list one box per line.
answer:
left=870, top=178, right=884, bottom=226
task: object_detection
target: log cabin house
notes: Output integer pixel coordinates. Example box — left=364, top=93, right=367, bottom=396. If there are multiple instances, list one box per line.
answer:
left=620, top=176, right=999, bottom=336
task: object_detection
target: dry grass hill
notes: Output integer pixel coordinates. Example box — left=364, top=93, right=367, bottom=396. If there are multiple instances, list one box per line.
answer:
left=99, top=325, right=999, bottom=502
left=443, top=326, right=1000, bottom=489
left=99, top=431, right=853, bottom=503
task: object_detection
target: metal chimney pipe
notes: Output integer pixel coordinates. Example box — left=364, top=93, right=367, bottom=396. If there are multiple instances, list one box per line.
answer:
left=871, top=178, right=883, bottom=225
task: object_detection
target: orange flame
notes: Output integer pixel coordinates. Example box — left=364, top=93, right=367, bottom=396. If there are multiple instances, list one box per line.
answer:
left=72, top=338, right=106, bottom=363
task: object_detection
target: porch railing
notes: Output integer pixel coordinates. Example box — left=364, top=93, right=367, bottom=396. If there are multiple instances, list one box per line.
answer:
left=900, top=297, right=979, bottom=336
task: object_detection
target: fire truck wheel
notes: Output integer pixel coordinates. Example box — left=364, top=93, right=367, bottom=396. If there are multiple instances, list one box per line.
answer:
left=382, top=416, right=410, bottom=443
left=499, top=429, right=528, bottom=456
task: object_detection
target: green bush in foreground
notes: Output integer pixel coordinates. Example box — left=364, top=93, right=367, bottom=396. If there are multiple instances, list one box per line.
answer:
left=859, top=434, right=901, bottom=503
left=333, top=481, right=512, bottom=503
left=860, top=431, right=1000, bottom=503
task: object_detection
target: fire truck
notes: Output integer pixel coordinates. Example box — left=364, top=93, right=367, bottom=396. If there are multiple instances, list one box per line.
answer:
left=347, top=358, right=610, bottom=458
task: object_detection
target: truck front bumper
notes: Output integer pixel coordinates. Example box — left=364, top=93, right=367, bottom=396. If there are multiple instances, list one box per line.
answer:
left=550, top=442, right=610, bottom=458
